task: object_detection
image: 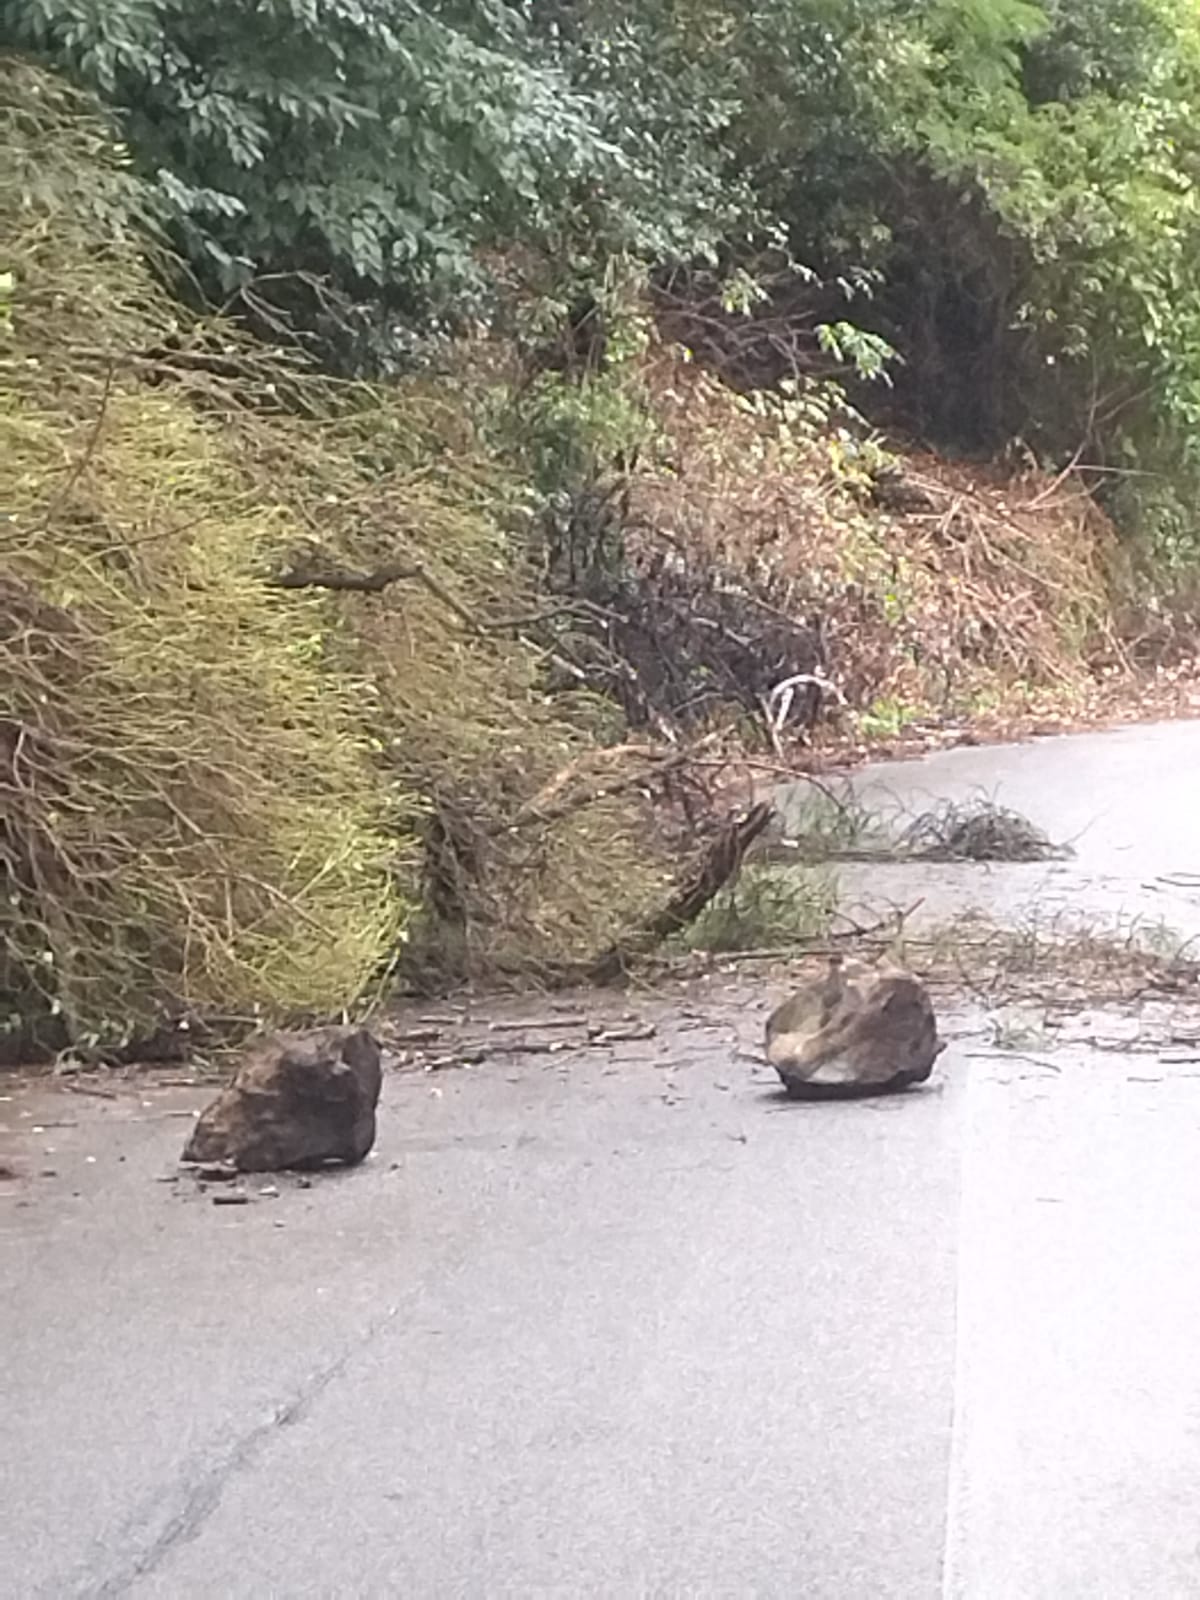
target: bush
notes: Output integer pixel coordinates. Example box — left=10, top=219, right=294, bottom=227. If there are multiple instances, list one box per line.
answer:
left=1, top=66, right=406, bottom=1048
left=1, top=2, right=745, bottom=365
left=1, top=63, right=688, bottom=1046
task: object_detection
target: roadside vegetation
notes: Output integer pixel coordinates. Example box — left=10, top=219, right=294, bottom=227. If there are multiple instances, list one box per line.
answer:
left=6, top=1, right=1200, bottom=1054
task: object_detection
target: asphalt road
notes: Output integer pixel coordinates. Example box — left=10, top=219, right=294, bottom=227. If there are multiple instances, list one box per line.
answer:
left=5, top=721, right=1200, bottom=1599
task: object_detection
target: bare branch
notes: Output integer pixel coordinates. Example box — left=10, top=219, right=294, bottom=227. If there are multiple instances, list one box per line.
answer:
left=37, top=359, right=115, bottom=532
left=589, top=801, right=775, bottom=981
left=269, top=561, right=422, bottom=595
left=268, top=558, right=483, bottom=632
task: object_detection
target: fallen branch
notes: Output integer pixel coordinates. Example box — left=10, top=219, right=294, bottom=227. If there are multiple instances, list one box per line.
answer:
left=488, top=1015, right=585, bottom=1032
left=405, top=1019, right=660, bottom=1069
left=270, top=560, right=422, bottom=594
left=269, top=556, right=484, bottom=633
left=37, top=358, right=115, bottom=534
left=271, top=559, right=625, bottom=646
left=589, top=801, right=774, bottom=981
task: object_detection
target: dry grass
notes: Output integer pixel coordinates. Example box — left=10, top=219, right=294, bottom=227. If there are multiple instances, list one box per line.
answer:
left=626, top=353, right=1134, bottom=740
left=2, top=68, right=405, bottom=1047
left=904, top=909, right=1199, bottom=1008
left=639, top=897, right=1200, bottom=1016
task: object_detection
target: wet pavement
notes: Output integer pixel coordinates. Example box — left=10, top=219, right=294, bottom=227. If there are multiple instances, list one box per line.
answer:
left=5, top=721, right=1200, bottom=1597
left=785, top=717, right=1200, bottom=942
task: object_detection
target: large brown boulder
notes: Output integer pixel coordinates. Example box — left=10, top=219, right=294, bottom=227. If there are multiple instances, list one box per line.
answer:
left=183, top=1027, right=382, bottom=1172
left=765, top=957, right=943, bottom=1098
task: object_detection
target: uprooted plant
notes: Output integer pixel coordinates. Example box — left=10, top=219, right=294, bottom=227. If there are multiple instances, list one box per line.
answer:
left=756, top=779, right=1070, bottom=867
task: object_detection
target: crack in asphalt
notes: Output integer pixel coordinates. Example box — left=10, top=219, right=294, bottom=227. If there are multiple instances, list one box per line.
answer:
left=60, top=1304, right=400, bottom=1600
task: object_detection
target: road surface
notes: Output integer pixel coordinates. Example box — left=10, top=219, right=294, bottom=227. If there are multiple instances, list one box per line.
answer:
left=5, top=720, right=1200, bottom=1598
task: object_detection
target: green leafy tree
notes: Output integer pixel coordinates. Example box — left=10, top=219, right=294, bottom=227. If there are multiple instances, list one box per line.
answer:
left=2, top=0, right=742, bottom=360
left=11, top=0, right=1200, bottom=553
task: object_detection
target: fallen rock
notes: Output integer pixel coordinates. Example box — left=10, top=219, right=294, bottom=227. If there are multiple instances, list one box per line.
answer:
left=765, top=957, right=943, bottom=1098
left=183, top=1027, right=382, bottom=1172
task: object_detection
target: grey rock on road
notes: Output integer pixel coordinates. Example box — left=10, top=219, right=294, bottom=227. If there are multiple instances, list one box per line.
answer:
left=183, top=1025, right=382, bottom=1172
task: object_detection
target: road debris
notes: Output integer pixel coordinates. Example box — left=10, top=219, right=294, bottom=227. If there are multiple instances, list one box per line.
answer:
left=184, top=1026, right=382, bottom=1173
left=767, top=957, right=943, bottom=1097
left=901, top=798, right=1068, bottom=862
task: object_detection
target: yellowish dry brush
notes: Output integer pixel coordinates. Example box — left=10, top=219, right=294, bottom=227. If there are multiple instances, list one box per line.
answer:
left=1, top=63, right=677, bottom=1049
left=1, top=66, right=404, bottom=1047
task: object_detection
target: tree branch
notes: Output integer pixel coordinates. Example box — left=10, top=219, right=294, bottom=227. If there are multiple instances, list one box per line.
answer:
left=269, top=558, right=634, bottom=642
left=269, top=561, right=422, bottom=595
left=589, top=800, right=775, bottom=981
left=268, top=559, right=483, bottom=632
left=499, top=747, right=692, bottom=835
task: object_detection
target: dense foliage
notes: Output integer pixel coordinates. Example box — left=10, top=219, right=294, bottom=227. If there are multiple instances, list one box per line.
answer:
left=549, top=0, right=1200, bottom=556
left=0, top=0, right=743, bottom=366
left=8, top=0, right=1200, bottom=554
